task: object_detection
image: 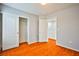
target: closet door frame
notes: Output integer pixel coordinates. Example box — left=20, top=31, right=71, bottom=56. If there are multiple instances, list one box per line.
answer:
left=19, top=16, right=30, bottom=44
left=2, top=12, right=19, bottom=50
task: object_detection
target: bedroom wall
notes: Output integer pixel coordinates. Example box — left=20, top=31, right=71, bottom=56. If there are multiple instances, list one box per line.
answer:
left=47, top=5, right=79, bottom=51
left=0, top=4, right=39, bottom=44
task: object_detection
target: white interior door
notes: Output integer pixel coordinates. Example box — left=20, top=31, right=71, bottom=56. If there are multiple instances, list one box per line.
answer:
left=39, top=19, right=48, bottom=42
left=2, top=13, right=19, bottom=50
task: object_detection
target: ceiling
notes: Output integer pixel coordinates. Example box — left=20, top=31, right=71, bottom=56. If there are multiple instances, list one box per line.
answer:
left=3, top=3, right=79, bottom=15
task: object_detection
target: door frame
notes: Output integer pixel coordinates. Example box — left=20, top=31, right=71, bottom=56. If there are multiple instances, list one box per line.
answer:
left=18, top=16, right=29, bottom=44
left=47, top=17, right=57, bottom=40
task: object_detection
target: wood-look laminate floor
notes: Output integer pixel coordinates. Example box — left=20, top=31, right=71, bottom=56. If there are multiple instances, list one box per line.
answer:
left=0, top=39, right=79, bottom=56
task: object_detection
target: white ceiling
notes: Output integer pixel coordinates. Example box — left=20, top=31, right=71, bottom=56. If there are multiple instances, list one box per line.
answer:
left=3, top=3, right=79, bottom=15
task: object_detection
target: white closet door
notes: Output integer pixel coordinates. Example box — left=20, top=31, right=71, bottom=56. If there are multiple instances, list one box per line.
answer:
left=39, top=19, right=48, bottom=42
left=2, top=13, right=19, bottom=50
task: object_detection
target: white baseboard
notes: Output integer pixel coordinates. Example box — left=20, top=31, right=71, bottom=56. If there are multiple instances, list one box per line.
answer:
left=27, top=41, right=38, bottom=44
left=56, top=42, right=79, bottom=52
left=39, top=40, right=48, bottom=42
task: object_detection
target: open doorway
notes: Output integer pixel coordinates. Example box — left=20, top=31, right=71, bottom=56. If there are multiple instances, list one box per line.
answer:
left=19, top=17, right=28, bottom=44
left=48, top=18, right=57, bottom=40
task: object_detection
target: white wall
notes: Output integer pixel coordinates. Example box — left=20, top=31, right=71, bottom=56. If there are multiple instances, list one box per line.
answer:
left=1, top=4, right=39, bottom=44
left=47, top=5, right=79, bottom=51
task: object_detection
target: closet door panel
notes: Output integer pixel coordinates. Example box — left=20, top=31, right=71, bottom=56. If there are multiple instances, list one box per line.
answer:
left=2, top=13, right=19, bottom=50
left=39, top=19, right=48, bottom=42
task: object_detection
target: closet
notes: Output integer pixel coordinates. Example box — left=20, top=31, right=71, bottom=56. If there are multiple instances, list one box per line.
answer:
left=39, top=18, right=48, bottom=42
left=0, top=12, right=31, bottom=51
left=19, top=17, right=28, bottom=43
left=0, top=12, right=19, bottom=51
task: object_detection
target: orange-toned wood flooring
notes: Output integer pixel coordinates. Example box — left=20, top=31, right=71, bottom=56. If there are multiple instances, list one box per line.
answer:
left=0, top=39, right=79, bottom=56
